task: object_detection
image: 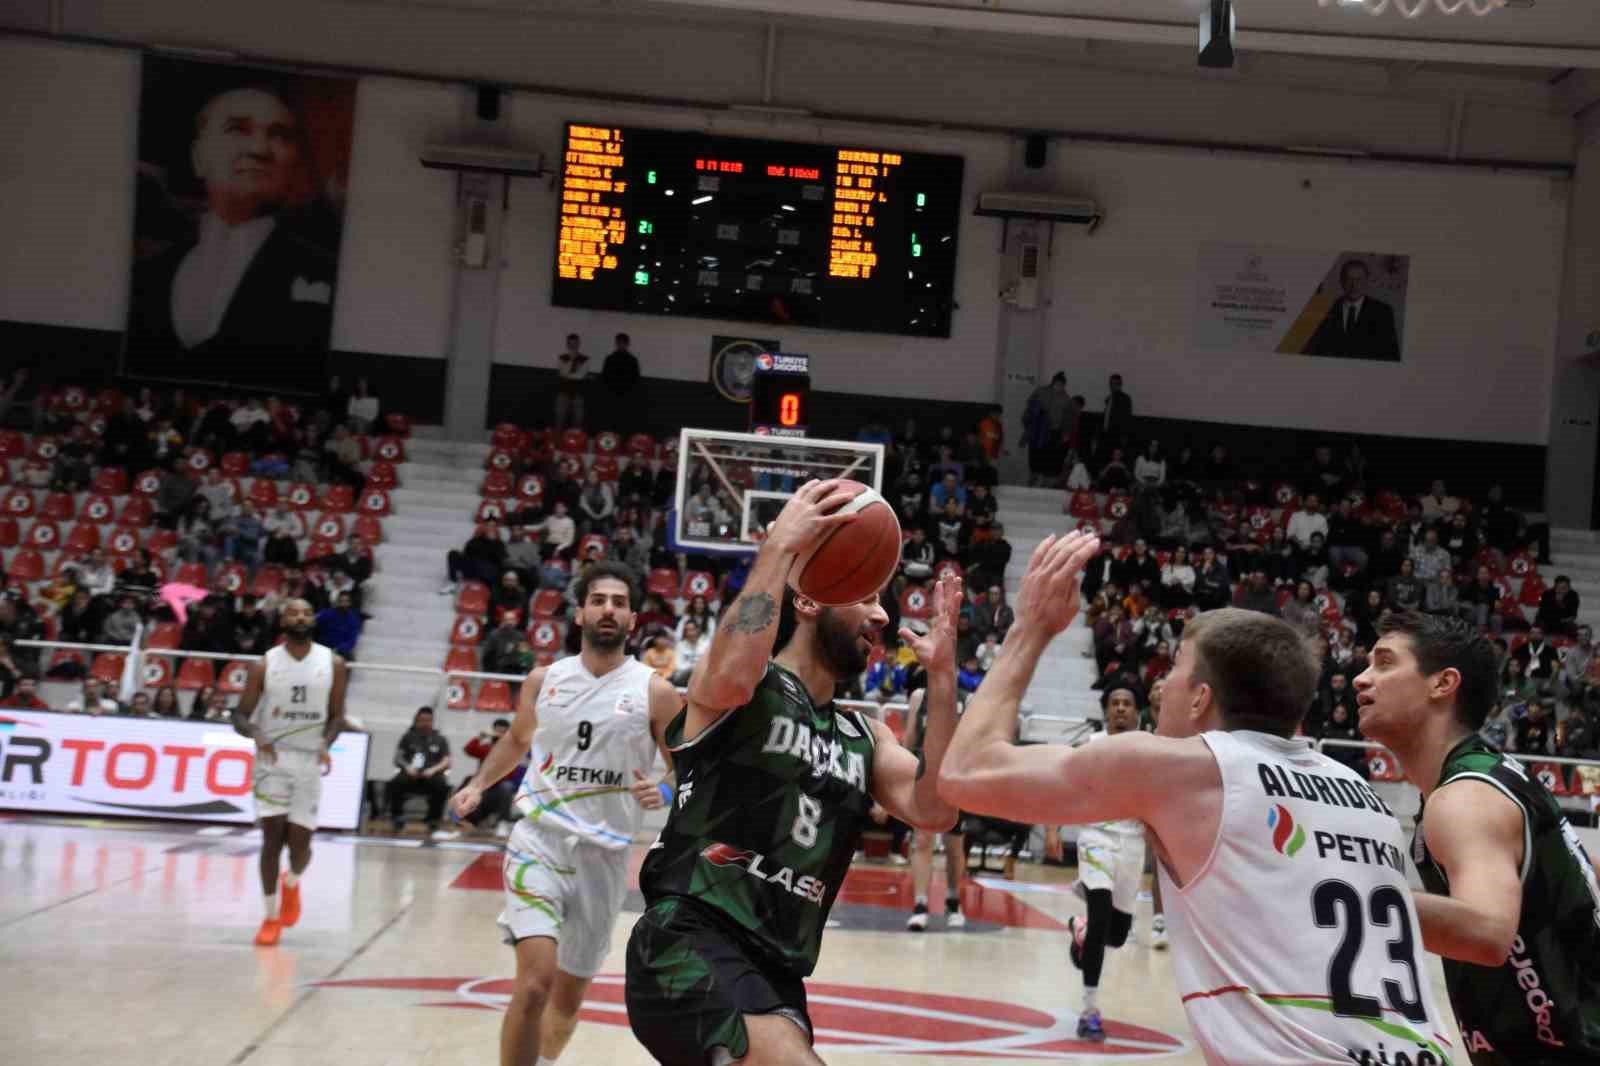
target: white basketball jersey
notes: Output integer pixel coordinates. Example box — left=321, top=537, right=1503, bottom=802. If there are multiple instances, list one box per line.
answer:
left=1158, top=730, right=1455, bottom=1066
left=253, top=643, right=335, bottom=753
left=514, top=655, right=658, bottom=850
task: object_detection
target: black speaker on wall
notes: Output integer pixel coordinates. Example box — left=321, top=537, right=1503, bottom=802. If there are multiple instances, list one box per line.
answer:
left=477, top=84, right=502, bottom=121
left=1024, top=133, right=1048, bottom=169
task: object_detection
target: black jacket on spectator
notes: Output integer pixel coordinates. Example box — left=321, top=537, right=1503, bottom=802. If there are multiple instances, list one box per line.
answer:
left=1535, top=589, right=1580, bottom=634
left=394, top=728, right=450, bottom=772
left=1515, top=639, right=1559, bottom=683
left=1115, top=552, right=1160, bottom=593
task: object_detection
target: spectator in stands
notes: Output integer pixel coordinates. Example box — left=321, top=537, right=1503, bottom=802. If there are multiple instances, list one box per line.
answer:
left=490, top=571, right=529, bottom=622
left=346, top=377, right=379, bottom=433
left=1557, top=703, right=1598, bottom=761
left=0, top=636, right=21, bottom=700
left=676, top=594, right=715, bottom=640
left=0, top=367, right=31, bottom=428
left=1514, top=697, right=1556, bottom=756
left=672, top=620, right=710, bottom=686
left=1385, top=557, right=1424, bottom=611
left=1261, top=527, right=1300, bottom=587
left=1, top=675, right=48, bottom=710
left=1440, top=510, right=1478, bottom=567
left=1286, top=493, right=1328, bottom=550
left=69, top=549, right=118, bottom=600
left=1559, top=625, right=1594, bottom=707
left=443, top=522, right=508, bottom=595
left=1093, top=606, right=1134, bottom=673
left=58, top=588, right=104, bottom=645
left=148, top=684, right=180, bottom=718
left=183, top=684, right=213, bottom=721
left=1480, top=483, right=1550, bottom=564
left=577, top=469, right=616, bottom=534
left=1021, top=373, right=1070, bottom=487
left=315, top=592, right=362, bottom=659
left=460, top=718, right=519, bottom=837
left=201, top=688, right=232, bottom=721
left=1418, top=479, right=1460, bottom=523
left=1367, top=527, right=1403, bottom=583
left=390, top=707, right=452, bottom=835
left=176, top=497, right=220, bottom=567
left=324, top=425, right=365, bottom=492
left=502, top=527, right=541, bottom=590
left=66, top=678, right=119, bottom=715
left=1298, top=530, right=1331, bottom=588
left=1158, top=545, right=1196, bottom=608
left=481, top=612, right=526, bottom=676
left=934, top=498, right=967, bottom=559
left=1134, top=439, right=1166, bottom=487
left=154, top=461, right=197, bottom=529
left=900, top=526, right=935, bottom=581
left=196, top=467, right=235, bottom=520
left=1100, top=374, right=1134, bottom=456
left=1302, top=444, right=1343, bottom=500
left=1132, top=604, right=1174, bottom=661
left=1114, top=538, right=1160, bottom=598
left=233, top=596, right=275, bottom=655
left=1535, top=575, right=1580, bottom=637
left=635, top=593, right=675, bottom=639
left=962, top=521, right=1011, bottom=592
left=1325, top=496, right=1368, bottom=581
left=641, top=633, right=675, bottom=681
left=180, top=600, right=232, bottom=653
left=972, top=585, right=1014, bottom=641
left=100, top=595, right=143, bottom=645
left=223, top=501, right=265, bottom=565
left=1236, top=570, right=1279, bottom=616
left=1063, top=450, right=1092, bottom=491
left=229, top=397, right=271, bottom=452
left=261, top=510, right=300, bottom=567
left=121, top=692, right=152, bottom=717
left=1425, top=568, right=1462, bottom=618
left=608, top=524, right=651, bottom=577
left=1279, top=580, right=1319, bottom=634
left=1409, top=527, right=1452, bottom=587
left=1515, top=625, right=1560, bottom=688
left=930, top=471, right=966, bottom=515
left=1398, top=504, right=1429, bottom=557
left=1154, top=497, right=1192, bottom=550
left=599, top=332, right=643, bottom=429
left=538, top=500, right=577, bottom=560
left=553, top=334, right=591, bottom=431
left=1193, top=546, right=1231, bottom=610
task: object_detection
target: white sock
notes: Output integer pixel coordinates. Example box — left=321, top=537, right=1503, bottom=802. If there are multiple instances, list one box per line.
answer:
left=1082, top=987, right=1098, bottom=1012
left=537, top=1058, right=557, bottom=1066
left=284, top=871, right=301, bottom=889
left=265, top=891, right=279, bottom=920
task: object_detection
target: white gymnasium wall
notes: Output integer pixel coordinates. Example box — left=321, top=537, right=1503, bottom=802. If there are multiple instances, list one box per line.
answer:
left=1036, top=146, right=1566, bottom=444
left=489, top=96, right=1009, bottom=403
left=0, top=38, right=137, bottom=331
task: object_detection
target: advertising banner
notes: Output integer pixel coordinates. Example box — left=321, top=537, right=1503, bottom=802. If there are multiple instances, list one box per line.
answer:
left=0, top=712, right=370, bottom=829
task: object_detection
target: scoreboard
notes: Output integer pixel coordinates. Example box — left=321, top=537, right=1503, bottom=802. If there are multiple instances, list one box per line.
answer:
left=553, top=123, right=964, bottom=337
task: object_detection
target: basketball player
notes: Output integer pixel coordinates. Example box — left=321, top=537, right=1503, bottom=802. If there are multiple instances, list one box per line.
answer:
left=1354, top=610, right=1600, bottom=1063
left=625, top=479, right=963, bottom=1066
left=1063, top=682, right=1145, bottom=1041
left=941, top=532, right=1456, bottom=1064
left=230, top=598, right=348, bottom=947
left=451, top=561, right=682, bottom=1066
left=902, top=680, right=968, bottom=932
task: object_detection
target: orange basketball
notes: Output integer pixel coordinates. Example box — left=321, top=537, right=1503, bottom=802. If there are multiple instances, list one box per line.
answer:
left=789, top=482, right=902, bottom=607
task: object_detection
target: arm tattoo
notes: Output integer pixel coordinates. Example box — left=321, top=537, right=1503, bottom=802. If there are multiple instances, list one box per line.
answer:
left=726, top=592, right=777, bottom=634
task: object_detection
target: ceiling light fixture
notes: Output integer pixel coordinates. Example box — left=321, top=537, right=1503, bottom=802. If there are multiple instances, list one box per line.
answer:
left=1320, top=0, right=1506, bottom=16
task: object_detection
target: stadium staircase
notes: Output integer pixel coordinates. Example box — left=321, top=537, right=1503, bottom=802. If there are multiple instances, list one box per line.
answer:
left=1549, top=528, right=1600, bottom=633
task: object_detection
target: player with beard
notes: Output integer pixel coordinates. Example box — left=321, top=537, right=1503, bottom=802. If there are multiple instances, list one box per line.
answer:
left=452, top=561, right=682, bottom=1066
left=231, top=598, right=348, bottom=946
left=625, top=479, right=963, bottom=1066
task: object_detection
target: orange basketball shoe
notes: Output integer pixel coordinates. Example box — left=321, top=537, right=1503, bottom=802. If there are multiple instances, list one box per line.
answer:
left=279, top=877, right=302, bottom=928
left=254, top=918, right=283, bottom=946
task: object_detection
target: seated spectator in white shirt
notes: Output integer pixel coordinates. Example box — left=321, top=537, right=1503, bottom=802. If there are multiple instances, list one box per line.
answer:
left=1286, top=494, right=1330, bottom=550
left=1134, top=440, right=1166, bottom=487
left=1418, top=479, right=1460, bottom=523
left=1064, top=450, right=1092, bottom=491
left=671, top=620, right=712, bottom=686
left=70, top=549, right=118, bottom=599
left=67, top=678, right=120, bottom=715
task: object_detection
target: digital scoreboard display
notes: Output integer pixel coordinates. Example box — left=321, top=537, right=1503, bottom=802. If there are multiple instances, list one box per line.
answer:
left=554, top=123, right=964, bottom=337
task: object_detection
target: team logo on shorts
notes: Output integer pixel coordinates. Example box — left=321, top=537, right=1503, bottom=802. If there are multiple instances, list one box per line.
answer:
left=1267, top=804, right=1306, bottom=858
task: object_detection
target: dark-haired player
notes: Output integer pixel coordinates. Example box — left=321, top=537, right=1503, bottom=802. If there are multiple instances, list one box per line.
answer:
left=625, top=479, right=962, bottom=1066
left=1356, top=610, right=1600, bottom=1064
left=452, top=561, right=682, bottom=1066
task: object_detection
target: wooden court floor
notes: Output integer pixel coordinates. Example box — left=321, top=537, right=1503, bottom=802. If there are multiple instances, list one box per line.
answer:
left=0, top=816, right=1460, bottom=1065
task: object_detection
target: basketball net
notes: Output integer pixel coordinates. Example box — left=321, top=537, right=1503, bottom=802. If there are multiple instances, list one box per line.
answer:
left=1317, top=0, right=1505, bottom=17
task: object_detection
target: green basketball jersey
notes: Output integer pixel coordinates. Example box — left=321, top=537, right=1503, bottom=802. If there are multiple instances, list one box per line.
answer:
left=1413, top=734, right=1600, bottom=1064
left=638, top=662, right=877, bottom=978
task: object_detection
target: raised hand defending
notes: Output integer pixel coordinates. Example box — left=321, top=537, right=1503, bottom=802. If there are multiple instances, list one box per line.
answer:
left=1011, top=531, right=1101, bottom=640
left=900, top=570, right=963, bottom=673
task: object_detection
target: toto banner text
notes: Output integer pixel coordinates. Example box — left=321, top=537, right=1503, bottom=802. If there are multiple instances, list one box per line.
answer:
left=0, top=712, right=370, bottom=829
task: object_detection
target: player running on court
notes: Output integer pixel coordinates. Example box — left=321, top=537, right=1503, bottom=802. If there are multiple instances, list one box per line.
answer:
left=625, top=479, right=963, bottom=1066
left=451, top=561, right=682, bottom=1066
left=1063, top=681, right=1148, bottom=1041
left=1355, top=610, right=1600, bottom=1064
left=231, top=598, right=348, bottom=947
left=941, top=532, right=1457, bottom=1065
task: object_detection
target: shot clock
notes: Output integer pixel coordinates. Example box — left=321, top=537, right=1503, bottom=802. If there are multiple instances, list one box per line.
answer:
left=748, top=352, right=810, bottom=438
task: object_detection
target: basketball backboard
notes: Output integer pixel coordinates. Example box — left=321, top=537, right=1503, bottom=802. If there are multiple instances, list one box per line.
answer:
left=673, top=428, right=885, bottom=554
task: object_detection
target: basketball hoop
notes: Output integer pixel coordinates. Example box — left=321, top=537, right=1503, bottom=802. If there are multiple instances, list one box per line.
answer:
left=1318, top=0, right=1505, bottom=16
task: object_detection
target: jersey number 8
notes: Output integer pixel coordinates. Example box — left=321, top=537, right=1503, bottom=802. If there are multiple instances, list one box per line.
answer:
left=791, top=795, right=822, bottom=848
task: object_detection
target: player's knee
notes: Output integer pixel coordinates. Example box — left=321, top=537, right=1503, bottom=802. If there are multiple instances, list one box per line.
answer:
left=511, top=970, right=553, bottom=1014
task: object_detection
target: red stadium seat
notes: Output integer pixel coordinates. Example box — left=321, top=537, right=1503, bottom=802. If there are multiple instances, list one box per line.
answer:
left=681, top=570, right=716, bottom=603
left=357, top=490, right=390, bottom=516
left=64, top=523, right=100, bottom=554
left=373, top=436, right=407, bottom=463
left=220, top=451, right=251, bottom=476
left=173, top=562, right=209, bottom=587
left=311, top=513, right=346, bottom=543
left=80, top=494, right=115, bottom=524
left=531, top=589, right=564, bottom=619
left=93, top=388, right=122, bottom=414
left=57, top=386, right=89, bottom=412
left=3, top=489, right=34, bottom=519
left=451, top=614, right=486, bottom=645
left=558, top=429, right=588, bottom=455
left=176, top=657, right=216, bottom=691
left=481, top=471, right=514, bottom=498
left=529, top=620, right=563, bottom=653
left=304, top=539, right=337, bottom=564
left=218, top=660, right=252, bottom=695
left=577, top=533, right=608, bottom=561
left=626, top=433, right=657, bottom=461
left=591, top=456, right=620, bottom=482
left=146, top=622, right=183, bottom=650
left=251, top=565, right=285, bottom=598
left=117, top=497, right=154, bottom=528
left=476, top=681, right=514, bottom=712
left=140, top=656, right=173, bottom=689
left=366, top=462, right=399, bottom=490
left=322, top=485, right=356, bottom=513
left=0, top=463, right=8, bottom=488
left=516, top=474, right=545, bottom=504
left=0, top=518, right=16, bottom=548
left=26, top=521, right=60, bottom=550
left=491, top=423, right=525, bottom=450
left=106, top=528, right=141, bottom=556
left=249, top=479, right=281, bottom=509
left=90, top=653, right=125, bottom=685
left=132, top=468, right=164, bottom=498
left=1104, top=494, right=1132, bottom=523
left=41, top=492, right=75, bottom=521
left=646, top=567, right=679, bottom=599
left=1507, top=552, right=1538, bottom=579
left=1272, top=483, right=1299, bottom=510
left=1530, top=762, right=1572, bottom=796
left=352, top=515, right=384, bottom=544
left=384, top=412, right=412, bottom=437
left=51, top=550, right=86, bottom=580
left=444, top=646, right=478, bottom=673
left=29, top=436, right=61, bottom=463
left=1518, top=574, right=1547, bottom=608
left=0, top=431, right=23, bottom=459
left=556, top=454, right=583, bottom=480
left=48, top=648, right=86, bottom=674
left=1067, top=491, right=1100, bottom=520
left=1367, top=750, right=1406, bottom=782
left=91, top=468, right=128, bottom=496
left=8, top=548, right=45, bottom=581
left=899, top=585, right=932, bottom=621
left=934, top=559, right=964, bottom=583
left=445, top=677, right=472, bottom=711
left=485, top=448, right=518, bottom=474
left=146, top=529, right=178, bottom=554
left=215, top=562, right=249, bottom=594
left=184, top=449, right=215, bottom=476
left=476, top=498, right=511, bottom=524
left=592, top=431, right=621, bottom=456
left=456, top=582, right=490, bottom=615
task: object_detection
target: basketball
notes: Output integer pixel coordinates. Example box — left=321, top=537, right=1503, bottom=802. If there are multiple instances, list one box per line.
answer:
left=789, top=481, right=902, bottom=606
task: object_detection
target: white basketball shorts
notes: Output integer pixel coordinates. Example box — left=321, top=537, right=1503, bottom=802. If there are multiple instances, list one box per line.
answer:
left=1074, top=825, right=1146, bottom=915
left=253, top=747, right=322, bottom=830
left=499, top=819, right=629, bottom=978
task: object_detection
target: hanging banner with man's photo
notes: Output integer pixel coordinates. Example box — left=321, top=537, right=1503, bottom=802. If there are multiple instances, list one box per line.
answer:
left=124, top=57, right=358, bottom=392
left=1192, top=243, right=1410, bottom=363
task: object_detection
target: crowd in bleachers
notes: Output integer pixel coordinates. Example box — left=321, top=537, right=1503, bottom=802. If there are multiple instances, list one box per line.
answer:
left=0, top=377, right=399, bottom=714
left=1065, top=436, right=1599, bottom=777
